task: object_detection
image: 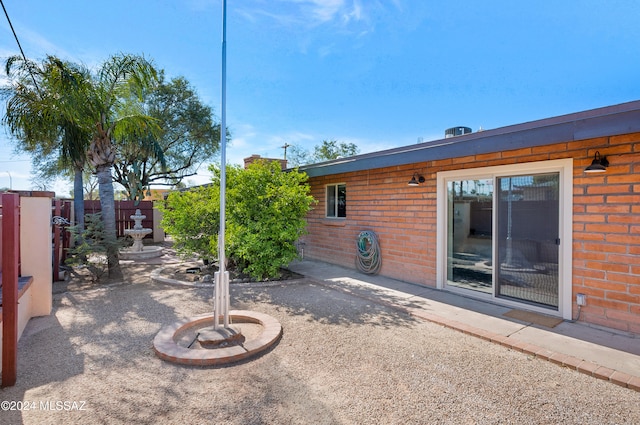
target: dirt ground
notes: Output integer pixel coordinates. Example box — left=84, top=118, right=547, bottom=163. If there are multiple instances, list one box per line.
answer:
left=1, top=251, right=639, bottom=424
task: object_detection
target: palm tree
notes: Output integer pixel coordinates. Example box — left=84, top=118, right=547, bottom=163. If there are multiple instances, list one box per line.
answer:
left=2, top=55, right=91, bottom=239
left=3, top=53, right=160, bottom=279
left=83, top=54, right=160, bottom=278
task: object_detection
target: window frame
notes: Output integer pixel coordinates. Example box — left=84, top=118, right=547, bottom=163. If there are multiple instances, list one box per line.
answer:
left=325, top=183, right=346, bottom=218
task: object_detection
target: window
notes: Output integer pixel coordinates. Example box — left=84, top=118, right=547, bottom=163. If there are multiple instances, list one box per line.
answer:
left=326, top=184, right=346, bottom=218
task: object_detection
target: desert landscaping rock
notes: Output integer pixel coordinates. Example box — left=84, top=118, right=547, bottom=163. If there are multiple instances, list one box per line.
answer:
left=2, top=261, right=639, bottom=424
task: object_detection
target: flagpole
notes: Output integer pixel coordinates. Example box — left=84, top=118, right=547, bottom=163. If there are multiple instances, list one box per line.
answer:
left=215, top=0, right=229, bottom=329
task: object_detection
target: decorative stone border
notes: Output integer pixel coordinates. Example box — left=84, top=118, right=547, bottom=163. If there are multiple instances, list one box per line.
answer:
left=150, top=265, right=307, bottom=288
left=150, top=266, right=214, bottom=288
left=153, top=310, right=283, bottom=366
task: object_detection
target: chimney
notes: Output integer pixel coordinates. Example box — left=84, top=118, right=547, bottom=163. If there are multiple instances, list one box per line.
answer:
left=243, top=154, right=288, bottom=170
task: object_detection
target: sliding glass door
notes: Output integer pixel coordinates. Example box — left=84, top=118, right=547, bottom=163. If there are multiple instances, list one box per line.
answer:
left=446, top=179, right=494, bottom=294
left=496, top=174, right=559, bottom=308
left=444, top=172, right=560, bottom=310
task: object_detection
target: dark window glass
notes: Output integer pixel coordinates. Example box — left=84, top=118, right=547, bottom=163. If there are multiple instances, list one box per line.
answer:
left=327, top=184, right=346, bottom=218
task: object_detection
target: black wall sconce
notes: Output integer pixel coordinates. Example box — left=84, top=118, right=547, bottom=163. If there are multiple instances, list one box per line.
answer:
left=408, top=172, right=425, bottom=186
left=584, top=151, right=609, bottom=173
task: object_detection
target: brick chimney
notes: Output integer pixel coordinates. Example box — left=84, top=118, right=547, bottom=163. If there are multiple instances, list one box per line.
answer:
left=243, top=154, right=288, bottom=170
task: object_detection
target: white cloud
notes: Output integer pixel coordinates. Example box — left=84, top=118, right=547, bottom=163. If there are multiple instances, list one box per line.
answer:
left=267, top=130, right=316, bottom=147
left=235, top=0, right=391, bottom=57
left=20, top=28, right=66, bottom=58
left=304, top=0, right=345, bottom=23
left=221, top=122, right=323, bottom=167
left=1, top=17, right=98, bottom=69
left=239, top=0, right=368, bottom=28
left=343, top=0, right=362, bottom=23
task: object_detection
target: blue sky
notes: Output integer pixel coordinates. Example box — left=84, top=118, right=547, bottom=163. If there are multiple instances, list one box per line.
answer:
left=1, top=0, right=639, bottom=194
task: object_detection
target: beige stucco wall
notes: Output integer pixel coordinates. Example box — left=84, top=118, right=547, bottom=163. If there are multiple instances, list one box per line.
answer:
left=1, top=192, right=52, bottom=369
left=17, top=286, right=33, bottom=336
left=19, top=195, right=53, bottom=317
left=153, top=205, right=164, bottom=243
left=0, top=284, right=32, bottom=366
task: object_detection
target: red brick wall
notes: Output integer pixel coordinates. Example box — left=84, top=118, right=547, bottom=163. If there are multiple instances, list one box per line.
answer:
left=302, top=133, right=640, bottom=333
left=572, top=134, right=640, bottom=334
left=303, top=163, right=438, bottom=286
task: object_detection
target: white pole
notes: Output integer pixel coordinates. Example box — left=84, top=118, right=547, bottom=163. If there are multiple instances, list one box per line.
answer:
left=214, top=0, right=229, bottom=329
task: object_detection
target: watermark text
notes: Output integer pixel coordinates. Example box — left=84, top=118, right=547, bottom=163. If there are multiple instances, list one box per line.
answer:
left=1, top=400, right=87, bottom=411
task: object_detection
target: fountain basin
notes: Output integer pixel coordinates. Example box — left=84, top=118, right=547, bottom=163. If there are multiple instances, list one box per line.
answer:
left=120, top=245, right=164, bottom=260
left=124, top=228, right=153, bottom=251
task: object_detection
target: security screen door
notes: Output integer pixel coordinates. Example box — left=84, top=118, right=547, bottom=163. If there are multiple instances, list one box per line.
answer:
left=446, top=173, right=560, bottom=309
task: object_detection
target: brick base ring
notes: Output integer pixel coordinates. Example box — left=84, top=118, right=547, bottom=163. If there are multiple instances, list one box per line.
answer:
left=153, top=310, right=282, bottom=366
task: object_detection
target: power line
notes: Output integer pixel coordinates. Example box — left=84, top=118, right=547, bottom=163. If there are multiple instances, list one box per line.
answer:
left=0, top=0, right=40, bottom=92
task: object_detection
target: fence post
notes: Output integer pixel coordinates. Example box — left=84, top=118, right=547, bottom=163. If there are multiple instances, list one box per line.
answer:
left=53, top=199, right=61, bottom=282
left=1, top=193, right=19, bottom=387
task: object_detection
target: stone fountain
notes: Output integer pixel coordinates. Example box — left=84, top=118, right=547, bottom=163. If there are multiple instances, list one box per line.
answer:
left=120, top=209, right=163, bottom=260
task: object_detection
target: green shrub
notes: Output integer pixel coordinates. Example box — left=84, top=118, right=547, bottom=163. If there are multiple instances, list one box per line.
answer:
left=159, top=184, right=220, bottom=262
left=160, top=160, right=315, bottom=280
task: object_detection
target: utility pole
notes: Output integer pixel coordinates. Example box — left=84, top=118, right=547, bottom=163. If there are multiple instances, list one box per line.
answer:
left=281, top=143, right=290, bottom=160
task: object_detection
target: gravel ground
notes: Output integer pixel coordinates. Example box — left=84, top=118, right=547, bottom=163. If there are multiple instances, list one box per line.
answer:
left=1, top=262, right=639, bottom=424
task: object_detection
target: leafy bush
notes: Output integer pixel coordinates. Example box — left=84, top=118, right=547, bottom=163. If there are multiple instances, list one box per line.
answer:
left=160, top=160, right=315, bottom=280
left=159, top=184, right=220, bottom=262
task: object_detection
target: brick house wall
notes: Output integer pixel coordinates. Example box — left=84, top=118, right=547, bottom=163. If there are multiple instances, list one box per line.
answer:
left=301, top=132, right=640, bottom=334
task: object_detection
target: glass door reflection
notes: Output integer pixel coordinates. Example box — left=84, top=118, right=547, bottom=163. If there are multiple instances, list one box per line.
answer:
left=446, top=179, right=494, bottom=293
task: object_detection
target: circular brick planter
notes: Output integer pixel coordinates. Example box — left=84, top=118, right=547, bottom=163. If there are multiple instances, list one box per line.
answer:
left=153, top=310, right=282, bottom=366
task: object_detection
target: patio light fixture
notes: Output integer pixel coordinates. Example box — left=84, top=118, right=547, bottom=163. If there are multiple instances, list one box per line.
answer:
left=584, top=151, right=609, bottom=173
left=408, top=172, right=425, bottom=186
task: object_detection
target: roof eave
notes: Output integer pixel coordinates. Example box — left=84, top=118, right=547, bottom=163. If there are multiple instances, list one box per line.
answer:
left=297, top=100, right=640, bottom=178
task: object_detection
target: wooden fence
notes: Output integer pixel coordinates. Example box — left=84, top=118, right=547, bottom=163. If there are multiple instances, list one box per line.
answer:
left=1, top=193, right=22, bottom=279
left=84, top=200, right=154, bottom=237
left=51, top=199, right=156, bottom=282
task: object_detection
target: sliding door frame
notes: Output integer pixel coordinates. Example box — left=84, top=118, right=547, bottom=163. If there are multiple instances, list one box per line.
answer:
left=436, top=158, right=573, bottom=319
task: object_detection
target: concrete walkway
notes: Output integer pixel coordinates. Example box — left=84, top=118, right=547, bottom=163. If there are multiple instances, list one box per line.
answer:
left=288, top=259, right=640, bottom=391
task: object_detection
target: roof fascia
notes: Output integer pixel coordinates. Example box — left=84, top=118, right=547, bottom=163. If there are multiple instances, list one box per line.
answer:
left=298, top=100, right=640, bottom=178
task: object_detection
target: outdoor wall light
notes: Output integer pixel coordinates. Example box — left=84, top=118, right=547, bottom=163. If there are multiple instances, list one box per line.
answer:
left=584, top=151, right=609, bottom=173
left=408, top=172, right=425, bottom=186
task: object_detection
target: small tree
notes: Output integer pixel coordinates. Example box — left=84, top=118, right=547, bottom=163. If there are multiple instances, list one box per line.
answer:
left=65, top=212, right=125, bottom=282
left=312, top=139, right=359, bottom=162
left=84, top=54, right=160, bottom=279
left=286, top=139, right=360, bottom=166
left=112, top=74, right=224, bottom=201
left=160, top=160, right=315, bottom=280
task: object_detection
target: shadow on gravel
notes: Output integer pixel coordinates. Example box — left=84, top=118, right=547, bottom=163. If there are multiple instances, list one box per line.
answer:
left=1, top=304, right=85, bottom=425
left=230, top=279, right=419, bottom=328
left=10, top=277, right=343, bottom=423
